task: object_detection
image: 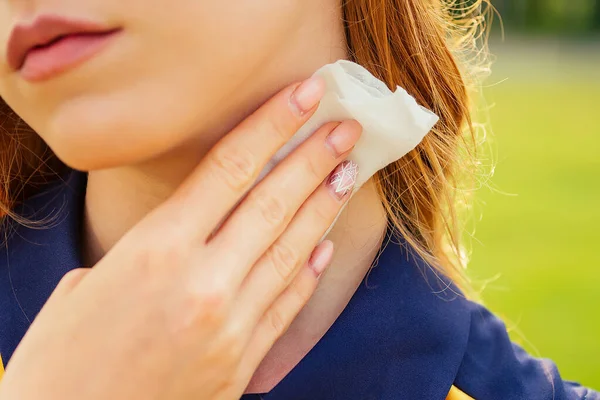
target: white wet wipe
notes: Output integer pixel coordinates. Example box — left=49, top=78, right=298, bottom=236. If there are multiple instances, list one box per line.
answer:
left=258, top=60, right=439, bottom=237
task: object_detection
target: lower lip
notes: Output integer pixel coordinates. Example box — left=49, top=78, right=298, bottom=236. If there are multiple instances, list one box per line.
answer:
left=20, top=29, right=121, bottom=82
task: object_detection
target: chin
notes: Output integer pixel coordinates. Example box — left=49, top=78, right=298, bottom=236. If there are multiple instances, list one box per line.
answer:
left=49, top=137, right=152, bottom=171
left=43, top=99, right=198, bottom=171
left=44, top=124, right=177, bottom=172
left=53, top=143, right=142, bottom=171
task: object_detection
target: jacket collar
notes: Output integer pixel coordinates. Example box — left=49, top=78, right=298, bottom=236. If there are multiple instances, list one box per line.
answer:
left=1, top=170, right=471, bottom=399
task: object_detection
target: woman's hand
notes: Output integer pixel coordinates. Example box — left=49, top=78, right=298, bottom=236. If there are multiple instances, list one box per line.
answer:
left=0, top=77, right=362, bottom=400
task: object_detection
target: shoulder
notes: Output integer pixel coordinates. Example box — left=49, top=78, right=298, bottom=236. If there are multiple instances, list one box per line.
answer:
left=362, top=235, right=473, bottom=349
left=358, top=236, right=598, bottom=399
left=0, top=170, right=86, bottom=363
left=455, top=296, right=598, bottom=399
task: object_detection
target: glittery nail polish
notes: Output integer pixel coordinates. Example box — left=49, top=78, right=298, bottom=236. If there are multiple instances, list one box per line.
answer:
left=327, top=160, right=358, bottom=200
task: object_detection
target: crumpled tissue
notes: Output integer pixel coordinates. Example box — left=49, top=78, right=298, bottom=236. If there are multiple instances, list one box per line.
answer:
left=259, top=60, right=439, bottom=236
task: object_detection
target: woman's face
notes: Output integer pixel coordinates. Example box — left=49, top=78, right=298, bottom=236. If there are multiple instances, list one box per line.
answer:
left=0, top=0, right=341, bottom=170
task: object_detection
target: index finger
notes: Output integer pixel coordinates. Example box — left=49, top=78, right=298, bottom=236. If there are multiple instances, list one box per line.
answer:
left=166, top=76, right=326, bottom=240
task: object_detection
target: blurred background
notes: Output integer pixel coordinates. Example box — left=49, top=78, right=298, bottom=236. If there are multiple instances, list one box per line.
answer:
left=469, top=0, right=600, bottom=389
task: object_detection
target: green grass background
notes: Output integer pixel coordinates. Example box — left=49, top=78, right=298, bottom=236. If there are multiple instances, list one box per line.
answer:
left=468, top=38, right=600, bottom=389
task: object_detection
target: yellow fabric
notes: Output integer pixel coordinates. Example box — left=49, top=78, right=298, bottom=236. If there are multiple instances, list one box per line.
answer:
left=447, top=385, right=474, bottom=400
left=0, top=353, right=4, bottom=381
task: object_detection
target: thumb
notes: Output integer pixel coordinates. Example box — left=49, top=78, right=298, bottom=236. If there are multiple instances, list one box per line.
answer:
left=45, top=268, right=91, bottom=305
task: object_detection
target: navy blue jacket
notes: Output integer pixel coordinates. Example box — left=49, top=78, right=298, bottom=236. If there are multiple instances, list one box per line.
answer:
left=1, top=171, right=597, bottom=399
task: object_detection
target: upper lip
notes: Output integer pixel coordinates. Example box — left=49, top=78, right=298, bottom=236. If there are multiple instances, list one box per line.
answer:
left=6, top=14, right=118, bottom=71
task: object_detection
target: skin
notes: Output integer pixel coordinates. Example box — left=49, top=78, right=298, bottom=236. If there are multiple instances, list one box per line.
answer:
left=0, top=0, right=387, bottom=393
left=0, top=83, right=362, bottom=399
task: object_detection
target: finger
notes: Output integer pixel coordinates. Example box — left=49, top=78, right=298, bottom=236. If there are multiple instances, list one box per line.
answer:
left=210, top=120, right=362, bottom=286
left=163, top=77, right=326, bottom=240
left=234, top=159, right=358, bottom=327
left=238, top=241, right=334, bottom=376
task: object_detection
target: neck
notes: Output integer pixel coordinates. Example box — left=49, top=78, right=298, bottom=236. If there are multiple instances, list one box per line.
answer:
left=82, top=7, right=388, bottom=389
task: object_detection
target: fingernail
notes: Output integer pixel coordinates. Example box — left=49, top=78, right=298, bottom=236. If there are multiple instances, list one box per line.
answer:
left=325, top=120, right=362, bottom=158
left=289, top=76, right=326, bottom=116
left=308, top=240, right=334, bottom=277
left=327, top=160, right=358, bottom=200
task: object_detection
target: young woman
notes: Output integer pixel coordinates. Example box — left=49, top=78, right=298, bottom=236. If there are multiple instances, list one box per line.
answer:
left=0, top=0, right=596, bottom=399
